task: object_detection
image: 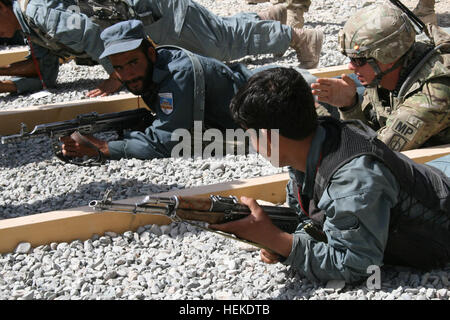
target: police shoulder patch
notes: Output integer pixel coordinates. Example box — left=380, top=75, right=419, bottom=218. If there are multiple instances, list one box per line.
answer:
left=158, top=93, right=174, bottom=115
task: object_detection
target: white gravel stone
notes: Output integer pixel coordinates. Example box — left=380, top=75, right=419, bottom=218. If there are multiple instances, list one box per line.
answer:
left=149, top=225, right=163, bottom=236
left=426, top=288, right=436, bottom=299
left=14, top=242, right=31, bottom=254
left=436, top=289, right=448, bottom=299
left=160, top=225, right=171, bottom=235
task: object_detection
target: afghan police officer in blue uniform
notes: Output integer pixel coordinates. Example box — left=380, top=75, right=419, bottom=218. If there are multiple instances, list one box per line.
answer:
left=0, top=0, right=322, bottom=96
left=60, top=20, right=264, bottom=160
left=211, top=67, right=450, bottom=284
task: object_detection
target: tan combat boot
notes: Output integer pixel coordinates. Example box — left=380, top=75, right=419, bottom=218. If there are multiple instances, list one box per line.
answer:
left=258, top=3, right=288, bottom=24
left=286, top=7, right=305, bottom=28
left=413, top=0, right=437, bottom=25
left=286, top=0, right=311, bottom=28
left=290, top=28, right=323, bottom=69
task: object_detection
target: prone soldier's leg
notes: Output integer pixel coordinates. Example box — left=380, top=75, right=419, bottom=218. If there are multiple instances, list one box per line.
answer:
left=413, top=0, right=437, bottom=25
left=264, top=0, right=311, bottom=28
left=258, top=3, right=287, bottom=24
left=166, top=2, right=293, bottom=61
left=286, top=0, right=311, bottom=29
left=256, top=0, right=321, bottom=68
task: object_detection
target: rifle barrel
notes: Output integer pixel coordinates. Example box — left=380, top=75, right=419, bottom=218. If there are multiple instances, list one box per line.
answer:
left=89, top=200, right=169, bottom=216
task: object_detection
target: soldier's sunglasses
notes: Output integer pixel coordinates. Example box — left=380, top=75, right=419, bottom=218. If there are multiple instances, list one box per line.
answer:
left=349, top=57, right=369, bottom=67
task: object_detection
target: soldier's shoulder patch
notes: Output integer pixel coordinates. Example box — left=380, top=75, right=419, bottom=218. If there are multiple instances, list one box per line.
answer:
left=158, top=92, right=174, bottom=115
left=387, top=134, right=408, bottom=151
left=391, top=118, right=418, bottom=141
left=406, top=115, right=424, bottom=129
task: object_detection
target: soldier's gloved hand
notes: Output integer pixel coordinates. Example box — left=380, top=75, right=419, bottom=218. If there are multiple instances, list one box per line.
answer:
left=86, top=72, right=123, bottom=98
left=311, top=73, right=357, bottom=108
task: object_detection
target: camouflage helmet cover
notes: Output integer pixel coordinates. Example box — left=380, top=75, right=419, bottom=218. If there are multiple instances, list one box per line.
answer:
left=339, top=3, right=416, bottom=64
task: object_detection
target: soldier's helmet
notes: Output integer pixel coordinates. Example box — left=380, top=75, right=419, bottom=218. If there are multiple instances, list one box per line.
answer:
left=338, top=3, right=416, bottom=64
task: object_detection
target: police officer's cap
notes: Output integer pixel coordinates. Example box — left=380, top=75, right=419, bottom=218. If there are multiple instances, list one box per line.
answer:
left=100, top=20, right=146, bottom=59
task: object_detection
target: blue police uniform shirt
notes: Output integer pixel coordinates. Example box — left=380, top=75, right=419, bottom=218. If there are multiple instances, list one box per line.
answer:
left=107, top=47, right=248, bottom=160
left=11, top=0, right=114, bottom=93
left=284, top=125, right=450, bottom=283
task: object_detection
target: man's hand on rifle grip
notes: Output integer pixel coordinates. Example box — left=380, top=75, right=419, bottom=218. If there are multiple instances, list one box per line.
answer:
left=209, top=196, right=293, bottom=262
left=60, top=133, right=110, bottom=158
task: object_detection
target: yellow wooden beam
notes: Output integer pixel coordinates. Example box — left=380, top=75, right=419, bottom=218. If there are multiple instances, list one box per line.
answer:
left=0, top=65, right=350, bottom=135
left=308, top=64, right=353, bottom=78
left=0, top=47, right=351, bottom=77
left=0, top=47, right=28, bottom=66
left=0, top=94, right=148, bottom=135
left=0, top=173, right=289, bottom=253
left=401, top=144, right=450, bottom=164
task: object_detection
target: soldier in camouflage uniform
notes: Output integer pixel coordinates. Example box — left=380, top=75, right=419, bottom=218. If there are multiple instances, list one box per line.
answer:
left=311, top=2, right=449, bottom=151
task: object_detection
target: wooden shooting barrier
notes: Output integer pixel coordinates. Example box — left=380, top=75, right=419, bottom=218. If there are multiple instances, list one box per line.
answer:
left=0, top=58, right=448, bottom=253
left=0, top=48, right=353, bottom=77
left=0, top=47, right=28, bottom=66
left=0, top=64, right=352, bottom=136
left=0, top=173, right=289, bottom=254
left=0, top=94, right=147, bottom=135
left=0, top=144, right=449, bottom=254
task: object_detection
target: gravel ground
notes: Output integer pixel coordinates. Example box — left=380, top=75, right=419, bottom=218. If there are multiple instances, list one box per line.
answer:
left=0, top=0, right=449, bottom=301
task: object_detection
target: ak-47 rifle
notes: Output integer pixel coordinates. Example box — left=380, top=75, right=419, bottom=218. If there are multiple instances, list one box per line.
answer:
left=89, top=190, right=300, bottom=250
left=1, top=108, right=155, bottom=166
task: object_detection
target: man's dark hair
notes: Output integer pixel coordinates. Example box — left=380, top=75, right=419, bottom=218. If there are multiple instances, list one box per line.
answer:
left=140, top=38, right=156, bottom=53
left=230, top=67, right=318, bottom=140
left=139, top=37, right=157, bottom=61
